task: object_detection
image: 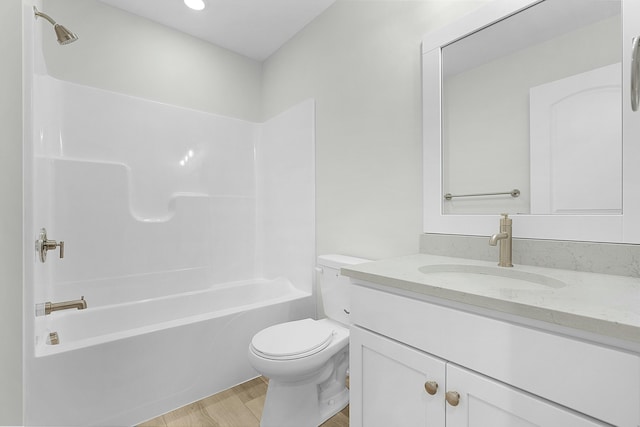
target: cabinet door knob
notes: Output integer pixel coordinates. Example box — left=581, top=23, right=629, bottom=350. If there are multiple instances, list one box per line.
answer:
left=445, top=391, right=460, bottom=406
left=424, top=381, right=438, bottom=395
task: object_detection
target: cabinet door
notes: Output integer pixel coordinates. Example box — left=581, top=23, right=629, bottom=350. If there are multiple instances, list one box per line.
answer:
left=350, top=326, right=446, bottom=427
left=445, top=364, right=608, bottom=427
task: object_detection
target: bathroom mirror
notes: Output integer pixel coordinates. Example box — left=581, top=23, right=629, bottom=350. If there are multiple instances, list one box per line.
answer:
left=423, top=0, right=640, bottom=243
left=442, top=0, right=621, bottom=216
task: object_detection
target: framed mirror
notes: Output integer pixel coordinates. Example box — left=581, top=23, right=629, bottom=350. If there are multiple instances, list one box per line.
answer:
left=422, top=0, right=640, bottom=243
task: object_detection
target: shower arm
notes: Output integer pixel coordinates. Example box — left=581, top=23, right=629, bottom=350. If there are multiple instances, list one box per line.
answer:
left=33, top=7, right=57, bottom=26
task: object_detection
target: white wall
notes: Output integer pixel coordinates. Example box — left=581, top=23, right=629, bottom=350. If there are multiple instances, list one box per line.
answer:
left=0, top=1, right=494, bottom=423
left=0, top=1, right=23, bottom=424
left=38, top=0, right=489, bottom=261
left=262, top=0, right=485, bottom=260
left=41, top=0, right=263, bottom=122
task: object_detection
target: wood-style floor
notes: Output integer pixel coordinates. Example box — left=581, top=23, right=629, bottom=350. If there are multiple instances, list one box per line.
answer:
left=138, top=376, right=349, bottom=427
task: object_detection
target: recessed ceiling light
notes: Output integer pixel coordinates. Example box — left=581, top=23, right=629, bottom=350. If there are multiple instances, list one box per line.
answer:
left=184, top=0, right=205, bottom=11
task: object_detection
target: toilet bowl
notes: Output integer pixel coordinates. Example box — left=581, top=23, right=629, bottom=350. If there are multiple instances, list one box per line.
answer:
left=247, top=254, right=369, bottom=427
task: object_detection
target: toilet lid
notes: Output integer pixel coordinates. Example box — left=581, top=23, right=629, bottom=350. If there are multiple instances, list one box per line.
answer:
left=251, top=319, right=335, bottom=360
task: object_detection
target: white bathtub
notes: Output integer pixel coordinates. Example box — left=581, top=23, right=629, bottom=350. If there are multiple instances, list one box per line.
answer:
left=25, top=66, right=315, bottom=426
left=26, top=278, right=312, bottom=426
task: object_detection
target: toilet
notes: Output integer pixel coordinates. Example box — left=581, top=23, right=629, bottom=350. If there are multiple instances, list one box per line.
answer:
left=248, top=254, right=369, bottom=427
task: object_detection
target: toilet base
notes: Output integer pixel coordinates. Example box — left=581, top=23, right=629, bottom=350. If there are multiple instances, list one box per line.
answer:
left=319, top=387, right=349, bottom=424
left=259, top=349, right=349, bottom=427
left=259, top=381, right=348, bottom=427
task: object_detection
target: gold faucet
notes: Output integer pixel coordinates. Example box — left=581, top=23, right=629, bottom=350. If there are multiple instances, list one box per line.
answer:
left=489, top=214, right=513, bottom=267
left=44, top=296, right=87, bottom=315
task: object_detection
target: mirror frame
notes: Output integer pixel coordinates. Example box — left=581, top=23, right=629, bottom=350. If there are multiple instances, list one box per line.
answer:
left=422, top=0, right=640, bottom=243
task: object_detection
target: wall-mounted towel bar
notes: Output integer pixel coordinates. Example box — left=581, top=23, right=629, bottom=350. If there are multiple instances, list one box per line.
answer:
left=444, top=189, right=520, bottom=201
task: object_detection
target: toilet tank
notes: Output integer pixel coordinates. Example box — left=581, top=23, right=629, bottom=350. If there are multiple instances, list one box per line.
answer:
left=317, top=254, right=370, bottom=325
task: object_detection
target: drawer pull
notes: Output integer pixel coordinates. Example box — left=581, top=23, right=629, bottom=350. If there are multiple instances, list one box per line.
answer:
left=424, top=381, right=438, bottom=395
left=445, top=391, right=460, bottom=406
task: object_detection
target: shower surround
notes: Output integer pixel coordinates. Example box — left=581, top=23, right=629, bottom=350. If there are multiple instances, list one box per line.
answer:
left=24, top=74, right=316, bottom=426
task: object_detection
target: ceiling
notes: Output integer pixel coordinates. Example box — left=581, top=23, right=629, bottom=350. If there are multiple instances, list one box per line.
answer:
left=98, top=0, right=337, bottom=61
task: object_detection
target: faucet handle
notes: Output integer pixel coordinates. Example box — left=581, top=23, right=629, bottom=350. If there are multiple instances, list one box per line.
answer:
left=500, top=213, right=512, bottom=225
left=36, top=228, right=65, bottom=262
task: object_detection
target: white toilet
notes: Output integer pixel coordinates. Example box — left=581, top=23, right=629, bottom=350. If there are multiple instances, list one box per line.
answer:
left=248, top=254, right=369, bottom=427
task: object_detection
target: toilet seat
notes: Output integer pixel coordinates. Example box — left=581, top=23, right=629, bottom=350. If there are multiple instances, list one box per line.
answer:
left=250, top=319, right=335, bottom=360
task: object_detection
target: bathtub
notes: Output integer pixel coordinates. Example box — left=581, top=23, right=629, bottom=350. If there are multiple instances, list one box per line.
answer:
left=25, top=53, right=315, bottom=426
left=26, top=278, right=312, bottom=426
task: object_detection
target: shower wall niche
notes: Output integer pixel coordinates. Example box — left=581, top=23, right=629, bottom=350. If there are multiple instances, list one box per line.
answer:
left=31, top=75, right=315, bottom=309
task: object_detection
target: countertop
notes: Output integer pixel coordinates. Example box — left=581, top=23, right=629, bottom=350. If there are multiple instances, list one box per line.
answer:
left=341, top=253, right=640, bottom=348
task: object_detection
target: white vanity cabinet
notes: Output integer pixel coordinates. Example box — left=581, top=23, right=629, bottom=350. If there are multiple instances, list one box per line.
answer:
left=349, top=282, right=640, bottom=427
left=351, top=327, right=607, bottom=427
left=350, top=325, right=446, bottom=426
left=444, top=363, right=607, bottom=427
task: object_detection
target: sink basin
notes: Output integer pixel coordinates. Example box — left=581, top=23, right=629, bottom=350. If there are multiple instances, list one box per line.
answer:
left=417, top=264, right=566, bottom=289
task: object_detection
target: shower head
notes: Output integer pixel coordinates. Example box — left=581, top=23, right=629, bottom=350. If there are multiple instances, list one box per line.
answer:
left=33, top=6, right=78, bottom=45
left=53, top=23, right=78, bottom=45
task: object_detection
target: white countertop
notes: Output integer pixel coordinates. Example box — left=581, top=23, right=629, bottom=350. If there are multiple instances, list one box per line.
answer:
left=341, top=254, right=640, bottom=347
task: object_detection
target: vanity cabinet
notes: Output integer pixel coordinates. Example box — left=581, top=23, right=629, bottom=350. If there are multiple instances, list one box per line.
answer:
left=351, top=327, right=606, bottom=427
left=349, top=283, right=640, bottom=427
left=444, top=363, right=605, bottom=427
left=349, top=325, right=446, bottom=426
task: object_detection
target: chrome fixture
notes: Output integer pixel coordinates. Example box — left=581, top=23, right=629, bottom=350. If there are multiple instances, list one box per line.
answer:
left=33, top=6, right=78, bottom=45
left=36, top=228, right=64, bottom=263
left=37, top=297, right=87, bottom=316
left=489, top=214, right=513, bottom=267
left=444, top=189, right=520, bottom=201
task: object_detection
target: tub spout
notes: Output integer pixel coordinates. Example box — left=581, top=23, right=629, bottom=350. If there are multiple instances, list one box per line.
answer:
left=43, top=296, right=87, bottom=315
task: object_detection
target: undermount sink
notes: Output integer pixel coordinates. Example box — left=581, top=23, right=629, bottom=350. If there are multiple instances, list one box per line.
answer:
left=418, top=264, right=566, bottom=289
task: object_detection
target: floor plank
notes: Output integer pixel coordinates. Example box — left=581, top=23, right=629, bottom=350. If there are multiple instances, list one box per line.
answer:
left=243, top=393, right=266, bottom=421
left=138, top=376, right=349, bottom=427
left=164, top=401, right=217, bottom=427
left=201, top=394, right=260, bottom=427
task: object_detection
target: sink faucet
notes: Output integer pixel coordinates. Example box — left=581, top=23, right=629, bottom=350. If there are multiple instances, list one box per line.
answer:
left=43, top=296, right=87, bottom=315
left=489, top=214, right=513, bottom=267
